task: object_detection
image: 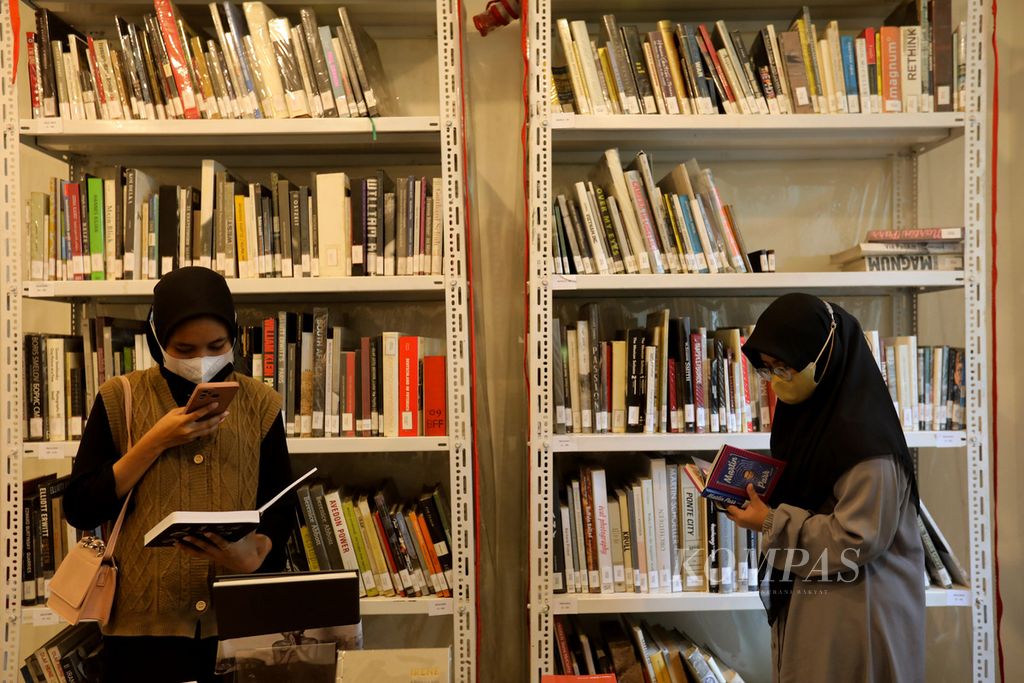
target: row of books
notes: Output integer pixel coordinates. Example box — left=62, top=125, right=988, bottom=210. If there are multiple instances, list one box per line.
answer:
left=26, top=168, right=444, bottom=282
left=554, top=458, right=967, bottom=598
left=554, top=304, right=965, bottom=437
left=555, top=458, right=756, bottom=596
left=552, top=2, right=966, bottom=118
left=21, top=622, right=103, bottom=683
left=553, top=616, right=745, bottom=681
left=553, top=150, right=755, bottom=277
left=831, top=227, right=965, bottom=272
left=28, top=3, right=388, bottom=121
left=287, top=481, right=453, bottom=599
left=235, top=311, right=448, bottom=439
left=864, top=334, right=966, bottom=433
left=24, top=313, right=448, bottom=442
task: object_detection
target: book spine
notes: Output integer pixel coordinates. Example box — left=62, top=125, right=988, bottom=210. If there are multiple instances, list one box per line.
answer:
left=341, top=498, right=378, bottom=596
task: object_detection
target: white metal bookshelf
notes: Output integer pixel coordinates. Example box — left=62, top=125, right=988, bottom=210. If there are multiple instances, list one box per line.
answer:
left=0, top=1, right=477, bottom=681
left=526, top=2, right=993, bottom=683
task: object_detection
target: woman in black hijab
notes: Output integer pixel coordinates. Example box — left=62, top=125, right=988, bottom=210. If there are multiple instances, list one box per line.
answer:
left=64, top=267, right=292, bottom=683
left=728, top=293, right=925, bottom=683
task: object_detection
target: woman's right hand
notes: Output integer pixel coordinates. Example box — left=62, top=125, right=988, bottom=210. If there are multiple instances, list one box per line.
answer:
left=144, top=404, right=228, bottom=451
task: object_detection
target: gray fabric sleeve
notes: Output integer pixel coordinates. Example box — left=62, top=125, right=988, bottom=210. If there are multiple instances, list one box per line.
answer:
left=763, top=457, right=905, bottom=580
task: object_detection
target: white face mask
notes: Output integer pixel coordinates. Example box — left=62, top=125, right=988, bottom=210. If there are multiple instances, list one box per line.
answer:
left=151, top=319, right=233, bottom=384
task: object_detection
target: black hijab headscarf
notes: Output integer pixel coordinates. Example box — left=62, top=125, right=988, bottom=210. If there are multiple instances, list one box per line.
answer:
left=741, top=293, right=919, bottom=624
left=145, top=266, right=238, bottom=367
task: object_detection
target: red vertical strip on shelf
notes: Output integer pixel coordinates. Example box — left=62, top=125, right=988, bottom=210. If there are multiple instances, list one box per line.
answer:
left=990, top=1, right=1005, bottom=680
left=9, top=0, right=19, bottom=84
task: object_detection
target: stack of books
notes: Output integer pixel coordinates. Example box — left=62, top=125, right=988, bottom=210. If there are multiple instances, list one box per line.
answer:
left=290, top=481, right=453, bottom=599
left=862, top=332, right=966, bottom=432
left=553, top=616, right=745, bottom=680
left=25, top=169, right=443, bottom=282
left=552, top=2, right=965, bottom=117
left=553, top=305, right=772, bottom=437
left=27, top=3, right=389, bottom=121
left=830, top=227, right=964, bottom=272
left=553, top=150, right=755, bottom=276
left=21, top=623, right=103, bottom=683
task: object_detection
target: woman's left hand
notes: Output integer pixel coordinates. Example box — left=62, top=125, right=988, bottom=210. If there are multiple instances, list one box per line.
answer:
left=726, top=484, right=771, bottom=531
left=176, top=531, right=271, bottom=574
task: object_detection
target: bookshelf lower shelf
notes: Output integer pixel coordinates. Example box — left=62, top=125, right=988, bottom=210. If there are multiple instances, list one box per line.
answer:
left=21, top=597, right=453, bottom=626
left=550, top=587, right=970, bottom=615
left=24, top=437, right=451, bottom=460
left=549, top=431, right=967, bottom=453
left=548, top=272, right=965, bottom=297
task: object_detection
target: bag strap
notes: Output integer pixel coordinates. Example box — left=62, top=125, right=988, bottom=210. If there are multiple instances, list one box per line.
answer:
left=102, top=376, right=134, bottom=562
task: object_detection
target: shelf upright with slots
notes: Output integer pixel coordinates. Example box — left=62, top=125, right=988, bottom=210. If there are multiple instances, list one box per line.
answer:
left=0, top=1, right=476, bottom=681
left=525, top=1, right=993, bottom=681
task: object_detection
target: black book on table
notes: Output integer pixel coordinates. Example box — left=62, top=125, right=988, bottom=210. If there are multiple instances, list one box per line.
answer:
left=213, top=570, right=360, bottom=639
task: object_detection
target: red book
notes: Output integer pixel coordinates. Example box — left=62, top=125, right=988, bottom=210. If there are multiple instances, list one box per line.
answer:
left=551, top=620, right=576, bottom=677
left=880, top=26, right=902, bottom=112
left=359, top=338, right=372, bottom=435
left=154, top=0, right=200, bottom=119
left=64, top=183, right=84, bottom=280
left=690, top=332, right=706, bottom=434
left=697, top=24, right=736, bottom=104
left=415, top=511, right=449, bottom=597
left=668, top=357, right=679, bottom=433
left=26, top=33, right=41, bottom=117
left=422, top=356, right=447, bottom=436
left=343, top=351, right=357, bottom=436
left=740, top=336, right=754, bottom=432
left=398, top=336, right=420, bottom=436
left=543, top=678, right=616, bottom=683
left=372, top=511, right=404, bottom=597
left=86, top=37, right=108, bottom=116
left=262, top=318, right=276, bottom=389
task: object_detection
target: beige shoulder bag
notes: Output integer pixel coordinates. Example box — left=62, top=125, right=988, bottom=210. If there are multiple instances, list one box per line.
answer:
left=47, top=376, right=134, bottom=626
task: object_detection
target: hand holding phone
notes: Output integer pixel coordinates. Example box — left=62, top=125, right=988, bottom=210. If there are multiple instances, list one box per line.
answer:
left=184, top=381, right=240, bottom=416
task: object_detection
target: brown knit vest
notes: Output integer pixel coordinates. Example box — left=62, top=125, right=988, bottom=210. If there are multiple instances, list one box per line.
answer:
left=99, top=366, right=282, bottom=637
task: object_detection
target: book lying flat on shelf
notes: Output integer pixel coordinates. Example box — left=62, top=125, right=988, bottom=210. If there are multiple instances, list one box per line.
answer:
left=337, top=648, right=452, bottom=683
left=683, top=444, right=785, bottom=507
left=144, top=466, right=316, bottom=547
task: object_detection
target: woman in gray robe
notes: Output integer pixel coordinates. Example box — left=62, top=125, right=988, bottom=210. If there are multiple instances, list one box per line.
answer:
left=729, top=293, right=925, bottom=683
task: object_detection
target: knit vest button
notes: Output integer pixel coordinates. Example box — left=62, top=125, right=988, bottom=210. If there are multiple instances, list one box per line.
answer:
left=195, top=600, right=208, bottom=612
left=193, top=454, right=205, bottom=464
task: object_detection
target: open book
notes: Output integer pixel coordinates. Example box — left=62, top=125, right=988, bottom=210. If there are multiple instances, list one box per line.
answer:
left=144, top=467, right=317, bottom=548
left=683, top=444, right=785, bottom=509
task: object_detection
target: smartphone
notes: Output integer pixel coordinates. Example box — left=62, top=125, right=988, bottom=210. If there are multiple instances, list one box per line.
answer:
left=184, top=381, right=240, bottom=416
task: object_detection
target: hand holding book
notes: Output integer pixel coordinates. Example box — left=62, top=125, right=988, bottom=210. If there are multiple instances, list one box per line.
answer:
left=725, top=484, right=771, bottom=532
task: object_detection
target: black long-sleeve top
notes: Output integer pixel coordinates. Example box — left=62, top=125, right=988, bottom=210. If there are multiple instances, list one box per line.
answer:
left=62, top=365, right=293, bottom=572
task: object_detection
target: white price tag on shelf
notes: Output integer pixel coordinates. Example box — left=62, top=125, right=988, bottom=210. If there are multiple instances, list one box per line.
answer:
left=550, top=436, right=575, bottom=452
left=551, top=597, right=577, bottom=614
left=24, top=282, right=55, bottom=298
left=950, top=590, right=971, bottom=606
left=550, top=274, right=577, bottom=289
left=31, top=609, right=59, bottom=626
left=935, top=432, right=965, bottom=448
left=35, top=443, right=69, bottom=460
left=428, top=599, right=453, bottom=616
left=550, top=112, right=574, bottom=128
left=27, top=118, right=63, bottom=134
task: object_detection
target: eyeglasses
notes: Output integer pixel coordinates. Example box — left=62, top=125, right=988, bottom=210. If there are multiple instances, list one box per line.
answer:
left=754, top=302, right=837, bottom=383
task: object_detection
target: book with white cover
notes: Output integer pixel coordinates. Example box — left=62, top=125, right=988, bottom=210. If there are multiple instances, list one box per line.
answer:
left=315, top=172, right=351, bottom=276
left=144, top=467, right=316, bottom=547
left=337, top=648, right=451, bottom=683
left=241, top=2, right=289, bottom=118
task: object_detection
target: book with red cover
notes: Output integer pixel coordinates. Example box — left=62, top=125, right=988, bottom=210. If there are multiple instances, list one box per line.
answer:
left=684, top=444, right=785, bottom=508
left=154, top=0, right=200, bottom=119
left=360, top=337, right=372, bottom=436
left=879, top=26, right=902, bottom=112
left=543, top=677, right=616, bottom=683
left=64, top=183, right=84, bottom=280
left=422, top=356, right=446, bottom=436
left=398, top=336, right=420, bottom=436
left=343, top=351, right=357, bottom=437
left=262, top=317, right=276, bottom=390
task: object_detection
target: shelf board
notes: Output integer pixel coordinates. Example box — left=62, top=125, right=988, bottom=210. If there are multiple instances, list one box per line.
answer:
left=22, top=597, right=453, bottom=626
left=24, top=437, right=450, bottom=460
left=549, top=113, right=965, bottom=159
left=547, top=1, right=905, bottom=23
left=22, top=276, right=445, bottom=303
left=28, top=1, right=440, bottom=37
left=550, top=587, right=970, bottom=614
left=548, top=272, right=965, bottom=297
left=20, top=117, right=442, bottom=161
left=550, top=431, right=966, bottom=453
